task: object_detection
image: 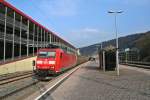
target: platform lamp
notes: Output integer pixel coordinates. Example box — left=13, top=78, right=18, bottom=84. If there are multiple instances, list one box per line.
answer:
left=108, top=10, right=123, bottom=76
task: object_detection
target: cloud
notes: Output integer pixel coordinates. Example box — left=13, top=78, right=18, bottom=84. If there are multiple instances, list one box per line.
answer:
left=80, top=28, right=100, bottom=33
left=38, top=0, right=79, bottom=16
left=64, top=28, right=107, bottom=47
left=69, top=28, right=101, bottom=39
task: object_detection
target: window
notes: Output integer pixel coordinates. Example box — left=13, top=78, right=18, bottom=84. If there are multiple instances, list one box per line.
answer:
left=38, top=51, right=56, bottom=58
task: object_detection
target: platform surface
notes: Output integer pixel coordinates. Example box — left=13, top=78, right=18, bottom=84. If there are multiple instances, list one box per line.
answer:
left=46, top=61, right=150, bottom=100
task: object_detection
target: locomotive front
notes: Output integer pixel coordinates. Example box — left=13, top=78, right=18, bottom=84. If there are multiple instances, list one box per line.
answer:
left=34, top=49, right=57, bottom=76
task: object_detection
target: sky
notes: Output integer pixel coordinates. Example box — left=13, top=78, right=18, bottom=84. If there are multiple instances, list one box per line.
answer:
left=6, top=0, right=150, bottom=48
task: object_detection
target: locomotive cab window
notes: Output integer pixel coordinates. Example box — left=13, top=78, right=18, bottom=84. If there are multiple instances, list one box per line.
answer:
left=38, top=51, right=56, bottom=58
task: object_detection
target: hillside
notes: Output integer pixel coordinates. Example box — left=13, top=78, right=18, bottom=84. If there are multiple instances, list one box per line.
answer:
left=134, top=32, right=150, bottom=61
left=79, top=31, right=150, bottom=61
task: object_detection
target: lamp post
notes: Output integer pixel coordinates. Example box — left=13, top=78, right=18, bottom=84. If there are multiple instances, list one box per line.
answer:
left=100, top=42, right=105, bottom=72
left=108, top=11, right=123, bottom=76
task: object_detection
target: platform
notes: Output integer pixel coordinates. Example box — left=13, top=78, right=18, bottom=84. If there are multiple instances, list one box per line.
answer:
left=45, top=61, right=150, bottom=100
left=0, top=57, right=36, bottom=75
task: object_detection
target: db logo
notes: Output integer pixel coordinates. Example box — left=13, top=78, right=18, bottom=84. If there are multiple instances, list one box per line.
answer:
left=44, top=60, right=48, bottom=64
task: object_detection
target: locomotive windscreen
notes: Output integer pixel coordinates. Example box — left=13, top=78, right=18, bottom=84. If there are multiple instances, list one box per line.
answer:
left=38, top=51, right=56, bottom=58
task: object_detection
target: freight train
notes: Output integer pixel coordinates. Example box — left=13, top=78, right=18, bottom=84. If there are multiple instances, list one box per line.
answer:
left=33, top=44, right=87, bottom=77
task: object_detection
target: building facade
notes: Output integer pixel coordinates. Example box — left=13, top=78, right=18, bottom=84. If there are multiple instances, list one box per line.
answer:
left=0, top=1, right=76, bottom=63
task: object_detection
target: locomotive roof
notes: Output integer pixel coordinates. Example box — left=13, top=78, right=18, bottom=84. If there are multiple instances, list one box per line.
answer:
left=38, top=48, right=62, bottom=51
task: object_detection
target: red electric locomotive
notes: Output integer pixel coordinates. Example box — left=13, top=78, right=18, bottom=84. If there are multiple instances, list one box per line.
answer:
left=33, top=44, right=77, bottom=76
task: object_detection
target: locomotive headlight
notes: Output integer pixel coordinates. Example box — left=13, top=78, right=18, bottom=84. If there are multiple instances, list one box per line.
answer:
left=49, top=61, right=55, bottom=64
left=36, top=60, right=43, bottom=64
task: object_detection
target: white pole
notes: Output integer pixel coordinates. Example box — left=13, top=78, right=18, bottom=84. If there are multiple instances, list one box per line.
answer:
left=27, top=20, right=29, bottom=56
left=114, top=14, right=119, bottom=76
left=33, top=24, right=35, bottom=56
left=108, top=11, right=123, bottom=76
left=19, top=16, right=22, bottom=57
left=12, top=11, right=15, bottom=60
left=103, top=51, right=105, bottom=72
left=4, top=6, right=7, bottom=62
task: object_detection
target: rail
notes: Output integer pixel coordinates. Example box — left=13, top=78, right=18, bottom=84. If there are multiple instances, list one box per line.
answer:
left=0, top=71, right=33, bottom=85
left=120, top=61, right=150, bottom=69
left=0, top=57, right=88, bottom=99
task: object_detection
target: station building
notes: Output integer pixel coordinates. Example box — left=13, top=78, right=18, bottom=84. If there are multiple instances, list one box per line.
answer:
left=0, top=1, right=76, bottom=63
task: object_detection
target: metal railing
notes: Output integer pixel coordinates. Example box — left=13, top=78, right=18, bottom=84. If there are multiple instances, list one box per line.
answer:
left=0, top=13, right=28, bottom=30
left=0, top=31, right=48, bottom=47
left=0, top=31, right=28, bottom=44
left=122, top=61, right=150, bottom=66
left=120, top=61, right=150, bottom=69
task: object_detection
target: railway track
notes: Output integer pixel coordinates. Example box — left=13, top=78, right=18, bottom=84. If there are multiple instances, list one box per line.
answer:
left=0, top=73, right=61, bottom=100
left=0, top=70, right=65, bottom=100
left=0, top=58, right=88, bottom=100
left=0, top=73, right=33, bottom=85
left=0, top=72, right=37, bottom=99
left=26, top=62, right=88, bottom=100
left=0, top=71, right=33, bottom=81
left=121, top=63, right=150, bottom=69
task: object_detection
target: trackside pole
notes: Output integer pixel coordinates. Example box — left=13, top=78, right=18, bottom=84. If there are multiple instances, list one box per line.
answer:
left=103, top=51, right=105, bottom=72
